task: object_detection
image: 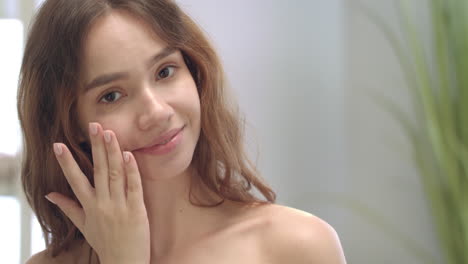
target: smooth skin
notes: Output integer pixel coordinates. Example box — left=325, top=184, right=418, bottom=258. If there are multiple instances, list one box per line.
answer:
left=27, top=10, right=346, bottom=264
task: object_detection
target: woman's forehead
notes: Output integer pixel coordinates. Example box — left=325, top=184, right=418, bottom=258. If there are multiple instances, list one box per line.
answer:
left=81, top=11, right=169, bottom=82
left=84, top=11, right=165, bottom=57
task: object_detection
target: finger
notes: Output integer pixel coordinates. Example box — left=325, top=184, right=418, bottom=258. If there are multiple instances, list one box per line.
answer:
left=104, top=130, right=126, bottom=203
left=123, top=151, right=144, bottom=208
left=45, top=192, right=85, bottom=233
left=89, top=122, right=110, bottom=201
left=53, top=143, right=94, bottom=206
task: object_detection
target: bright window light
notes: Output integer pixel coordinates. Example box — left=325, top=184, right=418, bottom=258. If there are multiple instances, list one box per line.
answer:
left=0, top=19, right=23, bottom=156
left=34, top=0, right=46, bottom=9
left=31, top=214, right=46, bottom=255
left=0, top=196, right=21, bottom=264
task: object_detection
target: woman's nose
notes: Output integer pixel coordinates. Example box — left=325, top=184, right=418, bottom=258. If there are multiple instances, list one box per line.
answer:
left=136, top=88, right=174, bottom=131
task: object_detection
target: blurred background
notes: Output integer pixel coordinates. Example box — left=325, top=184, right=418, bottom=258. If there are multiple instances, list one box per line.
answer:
left=0, top=0, right=444, bottom=263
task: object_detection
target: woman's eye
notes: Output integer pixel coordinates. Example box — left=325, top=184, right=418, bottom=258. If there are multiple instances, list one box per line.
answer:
left=157, top=66, right=176, bottom=80
left=99, top=91, right=123, bottom=103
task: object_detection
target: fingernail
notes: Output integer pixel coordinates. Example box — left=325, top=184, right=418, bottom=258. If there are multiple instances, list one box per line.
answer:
left=89, top=123, right=98, bottom=136
left=104, top=131, right=111, bottom=143
left=53, top=143, right=63, bottom=155
left=123, top=151, right=130, bottom=163
left=45, top=195, right=56, bottom=204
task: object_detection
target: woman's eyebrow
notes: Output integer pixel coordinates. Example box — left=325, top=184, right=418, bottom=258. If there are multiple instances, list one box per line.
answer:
left=145, top=46, right=177, bottom=69
left=83, top=46, right=177, bottom=93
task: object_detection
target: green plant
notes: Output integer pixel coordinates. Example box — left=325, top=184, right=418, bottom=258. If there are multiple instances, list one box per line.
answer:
left=369, top=1, right=468, bottom=263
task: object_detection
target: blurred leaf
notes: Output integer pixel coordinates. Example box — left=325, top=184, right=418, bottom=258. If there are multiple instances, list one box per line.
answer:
left=351, top=0, right=468, bottom=263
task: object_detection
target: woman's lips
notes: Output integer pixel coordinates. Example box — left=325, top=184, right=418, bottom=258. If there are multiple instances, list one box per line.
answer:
left=135, top=126, right=184, bottom=156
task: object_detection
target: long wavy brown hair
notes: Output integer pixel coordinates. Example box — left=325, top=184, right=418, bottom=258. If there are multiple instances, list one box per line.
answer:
left=17, top=0, right=275, bottom=262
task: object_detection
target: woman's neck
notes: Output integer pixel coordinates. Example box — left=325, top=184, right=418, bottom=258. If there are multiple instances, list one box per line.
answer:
left=140, top=169, right=228, bottom=260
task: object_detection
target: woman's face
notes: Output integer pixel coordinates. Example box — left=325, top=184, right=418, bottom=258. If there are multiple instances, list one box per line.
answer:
left=76, top=11, right=201, bottom=179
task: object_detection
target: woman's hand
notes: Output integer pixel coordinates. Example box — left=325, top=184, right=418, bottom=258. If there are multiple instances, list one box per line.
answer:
left=46, top=122, right=150, bottom=264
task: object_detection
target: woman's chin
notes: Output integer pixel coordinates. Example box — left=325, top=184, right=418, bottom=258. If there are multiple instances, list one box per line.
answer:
left=136, top=154, right=194, bottom=182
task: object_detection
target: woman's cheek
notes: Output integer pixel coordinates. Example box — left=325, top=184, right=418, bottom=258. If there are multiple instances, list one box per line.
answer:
left=97, top=119, right=127, bottom=146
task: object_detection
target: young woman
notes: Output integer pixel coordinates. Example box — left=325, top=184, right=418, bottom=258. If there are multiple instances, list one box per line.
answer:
left=19, top=0, right=346, bottom=263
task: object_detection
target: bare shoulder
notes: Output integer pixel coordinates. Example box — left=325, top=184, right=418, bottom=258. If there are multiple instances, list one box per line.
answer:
left=25, top=250, right=61, bottom=264
left=253, top=204, right=347, bottom=264
left=25, top=240, right=97, bottom=264
left=25, top=250, right=46, bottom=264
